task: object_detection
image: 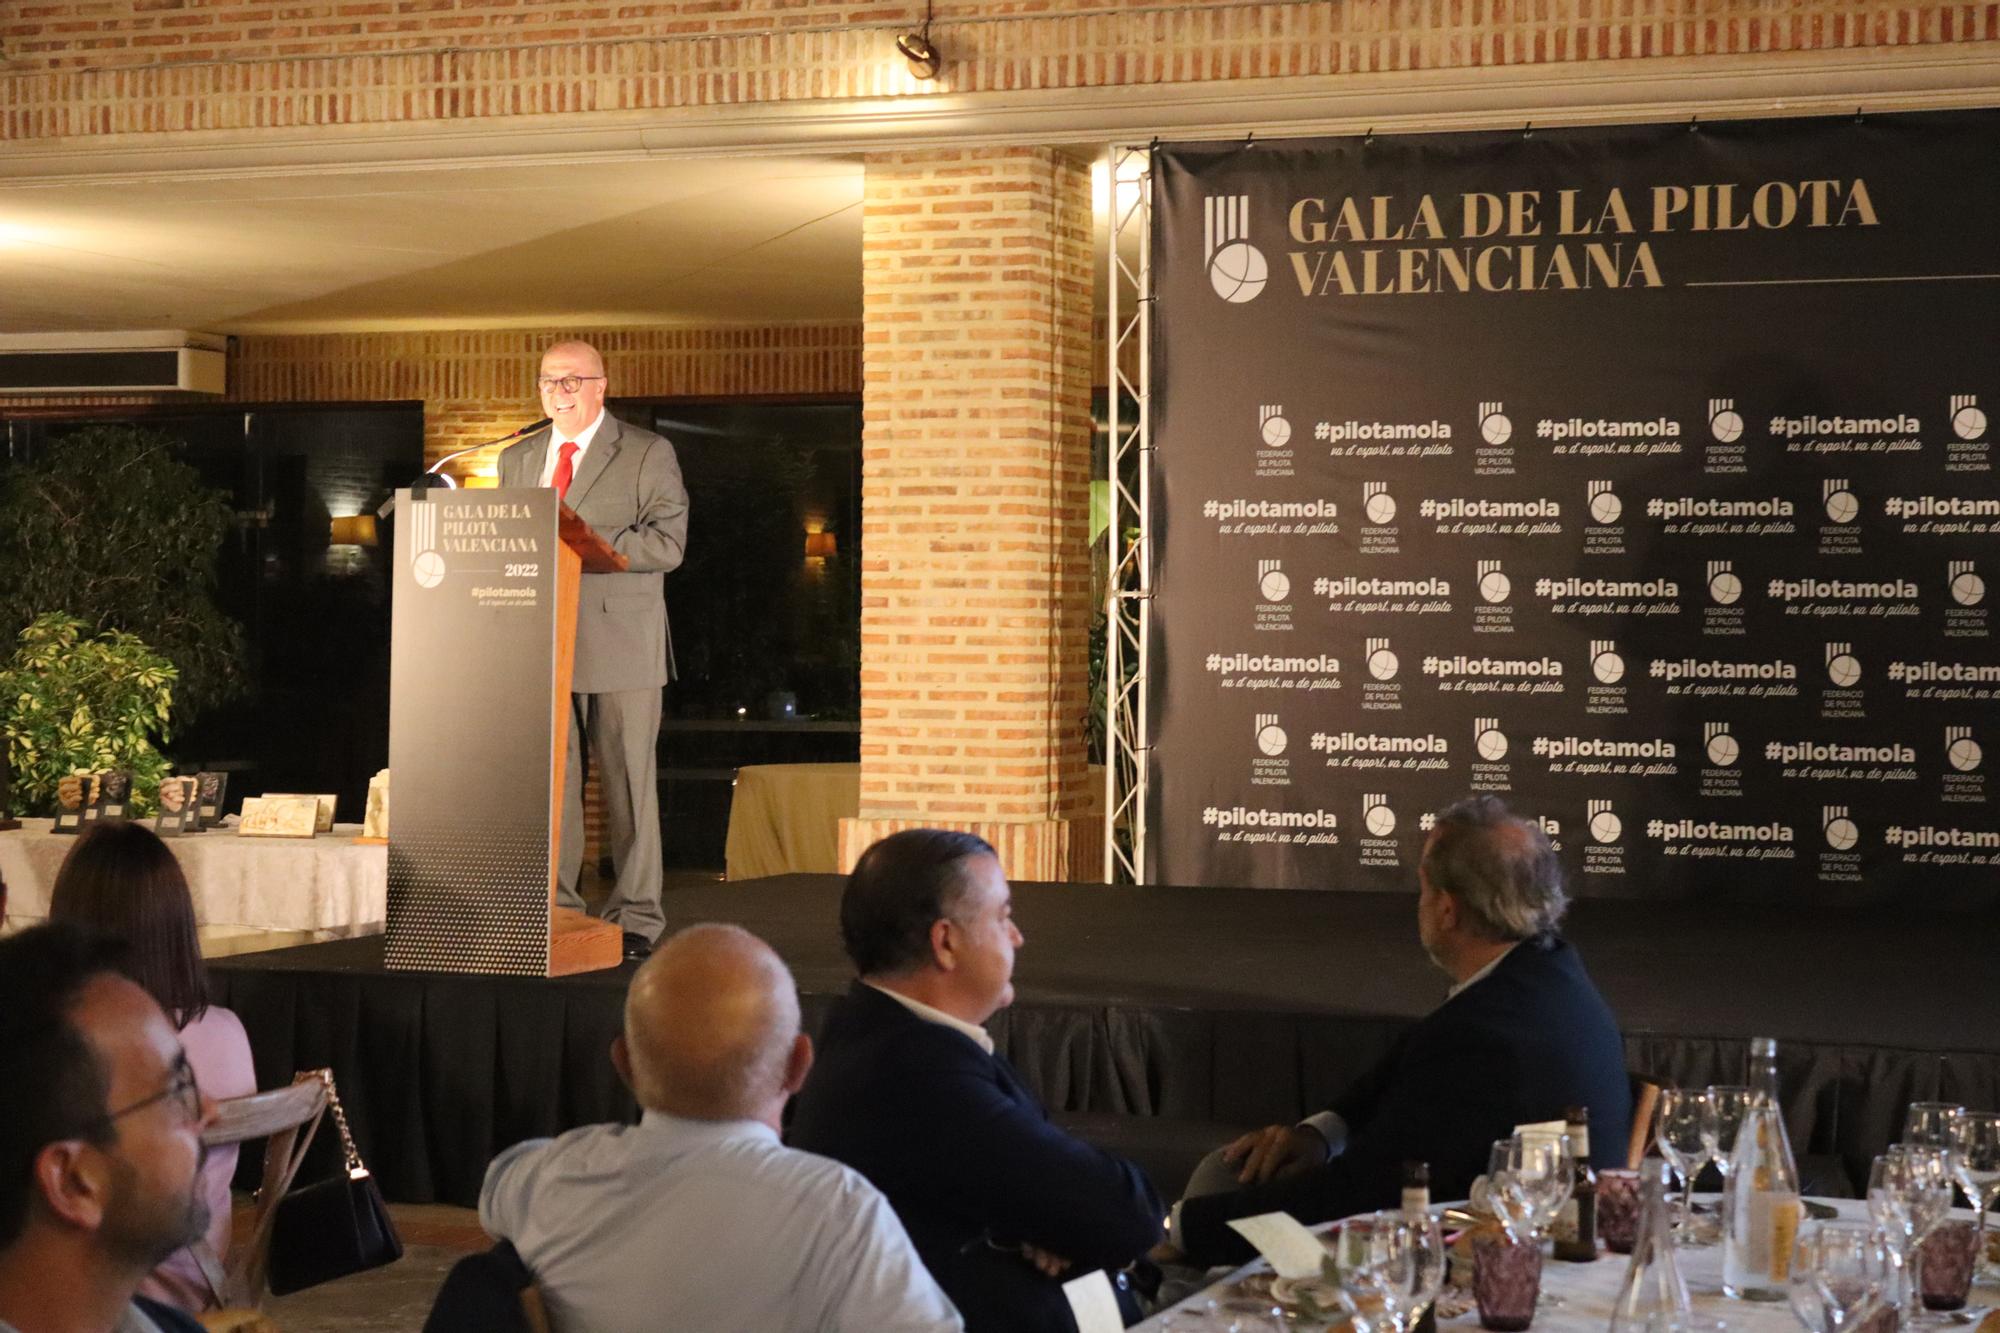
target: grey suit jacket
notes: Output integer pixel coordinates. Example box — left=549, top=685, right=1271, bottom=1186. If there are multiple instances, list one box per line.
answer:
left=496, top=412, right=689, bottom=694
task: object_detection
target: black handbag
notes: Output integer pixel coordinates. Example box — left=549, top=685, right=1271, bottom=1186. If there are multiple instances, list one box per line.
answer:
left=267, top=1070, right=404, bottom=1295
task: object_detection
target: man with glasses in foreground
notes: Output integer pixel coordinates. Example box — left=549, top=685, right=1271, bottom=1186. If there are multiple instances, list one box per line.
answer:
left=498, top=339, right=690, bottom=962
left=0, top=922, right=216, bottom=1333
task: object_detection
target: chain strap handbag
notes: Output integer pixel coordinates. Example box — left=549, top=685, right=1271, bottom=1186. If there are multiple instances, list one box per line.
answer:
left=266, top=1069, right=404, bottom=1295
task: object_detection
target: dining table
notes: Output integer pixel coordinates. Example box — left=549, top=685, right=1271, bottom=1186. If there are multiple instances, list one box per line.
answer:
left=1135, top=1198, right=1993, bottom=1332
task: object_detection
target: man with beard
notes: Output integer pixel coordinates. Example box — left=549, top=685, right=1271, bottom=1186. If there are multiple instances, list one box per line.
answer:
left=0, top=923, right=217, bottom=1333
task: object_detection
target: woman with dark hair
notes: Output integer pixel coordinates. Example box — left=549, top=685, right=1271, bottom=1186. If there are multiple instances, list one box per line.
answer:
left=49, top=819, right=257, bottom=1315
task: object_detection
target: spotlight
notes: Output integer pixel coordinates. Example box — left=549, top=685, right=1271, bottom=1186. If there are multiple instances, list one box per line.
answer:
left=897, top=1, right=941, bottom=79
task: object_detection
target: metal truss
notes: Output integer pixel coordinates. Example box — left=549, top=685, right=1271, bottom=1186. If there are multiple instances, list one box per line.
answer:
left=1104, top=147, right=1152, bottom=884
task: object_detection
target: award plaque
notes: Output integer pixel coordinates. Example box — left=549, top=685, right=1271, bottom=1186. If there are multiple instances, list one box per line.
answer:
left=154, top=777, right=201, bottom=836
left=194, top=772, right=228, bottom=829
left=91, top=770, right=134, bottom=822
left=267, top=792, right=337, bottom=833
left=53, top=772, right=96, bottom=833
left=0, top=751, right=20, bottom=832
left=238, top=794, right=320, bottom=838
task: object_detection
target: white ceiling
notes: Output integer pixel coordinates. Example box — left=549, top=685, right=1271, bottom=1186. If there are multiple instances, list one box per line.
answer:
left=0, top=155, right=866, bottom=335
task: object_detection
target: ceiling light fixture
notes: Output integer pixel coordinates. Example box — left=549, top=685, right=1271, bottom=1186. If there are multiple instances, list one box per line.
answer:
left=896, top=1, right=942, bottom=80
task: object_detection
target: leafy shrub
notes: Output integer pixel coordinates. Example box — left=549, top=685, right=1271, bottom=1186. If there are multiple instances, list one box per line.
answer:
left=0, top=613, right=176, bottom=816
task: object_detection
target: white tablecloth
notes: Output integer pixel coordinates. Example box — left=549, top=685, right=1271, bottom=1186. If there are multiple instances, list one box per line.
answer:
left=0, top=818, right=386, bottom=932
left=1137, top=1198, right=1921, bottom=1331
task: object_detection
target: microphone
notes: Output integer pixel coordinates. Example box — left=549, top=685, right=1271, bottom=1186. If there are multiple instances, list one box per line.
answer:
left=384, top=418, right=553, bottom=515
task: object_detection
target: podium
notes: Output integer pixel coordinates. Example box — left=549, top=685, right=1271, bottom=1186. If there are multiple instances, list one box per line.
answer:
left=383, top=487, right=626, bottom=976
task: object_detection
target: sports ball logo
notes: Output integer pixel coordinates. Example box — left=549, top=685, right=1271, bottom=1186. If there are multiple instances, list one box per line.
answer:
left=1949, top=560, right=1985, bottom=608
left=1708, top=397, right=1744, bottom=444
left=1586, top=480, right=1622, bottom=526
left=1363, top=482, right=1397, bottom=526
left=1824, top=642, right=1862, bottom=688
left=1255, top=713, right=1287, bottom=757
left=1951, top=394, right=1987, bottom=442
left=1822, top=804, right=1859, bottom=852
left=1590, top=639, right=1625, bottom=685
left=1707, top=560, right=1742, bottom=606
left=1823, top=478, right=1859, bottom=525
left=1478, top=401, right=1512, bottom=445
left=1204, top=195, right=1267, bottom=304
left=408, top=500, right=446, bottom=590
left=1704, top=722, right=1739, bottom=768
left=1473, top=717, right=1508, bottom=762
left=1259, top=404, right=1291, bottom=448
left=1362, top=793, right=1396, bottom=837
left=1365, top=637, right=1399, bottom=681
left=1946, top=726, right=1983, bottom=774
left=1587, top=798, right=1622, bottom=846
left=1477, top=559, right=1511, bottom=604
left=1256, top=559, right=1290, bottom=603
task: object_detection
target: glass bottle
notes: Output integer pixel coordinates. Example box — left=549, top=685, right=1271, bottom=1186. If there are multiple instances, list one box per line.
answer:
left=1724, top=1035, right=1805, bottom=1301
left=1554, top=1106, right=1600, bottom=1262
left=1401, top=1160, right=1432, bottom=1218
left=1609, top=1158, right=1692, bottom=1333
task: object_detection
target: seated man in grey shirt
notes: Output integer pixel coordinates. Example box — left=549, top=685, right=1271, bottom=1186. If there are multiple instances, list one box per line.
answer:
left=481, top=923, right=962, bottom=1333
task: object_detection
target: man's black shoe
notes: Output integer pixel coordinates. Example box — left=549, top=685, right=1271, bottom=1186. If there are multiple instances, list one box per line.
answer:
left=622, top=932, right=654, bottom=963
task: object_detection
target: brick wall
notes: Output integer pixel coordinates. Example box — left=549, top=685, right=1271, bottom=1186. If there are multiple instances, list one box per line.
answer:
left=6, top=3, right=1997, bottom=142
left=839, top=145, right=1097, bottom=878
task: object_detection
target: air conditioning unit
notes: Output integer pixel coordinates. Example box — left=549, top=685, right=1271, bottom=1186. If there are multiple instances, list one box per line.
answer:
left=0, top=330, right=227, bottom=395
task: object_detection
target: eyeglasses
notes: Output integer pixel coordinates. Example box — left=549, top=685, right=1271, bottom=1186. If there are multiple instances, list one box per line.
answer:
left=536, top=374, right=605, bottom=393
left=107, top=1052, right=204, bottom=1124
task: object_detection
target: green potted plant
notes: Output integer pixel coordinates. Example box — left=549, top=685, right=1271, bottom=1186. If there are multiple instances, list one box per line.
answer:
left=0, top=613, right=177, bottom=817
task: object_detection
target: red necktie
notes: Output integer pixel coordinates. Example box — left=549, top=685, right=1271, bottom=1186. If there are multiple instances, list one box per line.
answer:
left=552, top=440, right=579, bottom=500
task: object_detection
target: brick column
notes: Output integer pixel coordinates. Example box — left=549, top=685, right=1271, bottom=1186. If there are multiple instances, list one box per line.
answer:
left=838, top=146, right=1100, bottom=881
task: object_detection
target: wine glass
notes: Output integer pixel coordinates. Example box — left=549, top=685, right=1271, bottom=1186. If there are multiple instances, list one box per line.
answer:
left=1789, top=1221, right=1894, bottom=1333
left=1949, top=1112, right=2000, bottom=1283
left=1871, top=1147, right=1956, bottom=1322
left=1704, top=1085, right=1753, bottom=1193
left=1485, top=1139, right=1540, bottom=1244
left=1347, top=1210, right=1445, bottom=1333
left=1904, top=1102, right=1965, bottom=1151
left=1656, top=1087, right=1713, bottom=1239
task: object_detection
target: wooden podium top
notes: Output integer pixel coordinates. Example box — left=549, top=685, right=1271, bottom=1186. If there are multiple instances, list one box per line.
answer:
left=559, top=504, right=630, bottom=574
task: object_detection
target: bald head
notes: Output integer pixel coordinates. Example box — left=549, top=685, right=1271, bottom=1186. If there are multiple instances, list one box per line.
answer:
left=542, top=339, right=604, bottom=377
left=619, top=925, right=803, bottom=1122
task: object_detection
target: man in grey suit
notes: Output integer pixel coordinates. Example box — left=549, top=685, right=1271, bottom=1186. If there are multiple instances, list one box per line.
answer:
left=498, top=340, right=689, bottom=960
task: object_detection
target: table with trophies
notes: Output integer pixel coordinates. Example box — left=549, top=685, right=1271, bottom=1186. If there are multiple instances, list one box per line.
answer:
left=1140, top=1065, right=2000, bottom=1332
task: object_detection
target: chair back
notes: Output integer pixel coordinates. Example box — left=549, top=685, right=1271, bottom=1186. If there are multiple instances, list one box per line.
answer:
left=198, top=1072, right=332, bottom=1309
left=1626, top=1072, right=1665, bottom=1169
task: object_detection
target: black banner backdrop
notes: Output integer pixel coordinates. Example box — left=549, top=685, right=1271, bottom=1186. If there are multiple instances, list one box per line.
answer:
left=1148, top=112, right=2000, bottom=904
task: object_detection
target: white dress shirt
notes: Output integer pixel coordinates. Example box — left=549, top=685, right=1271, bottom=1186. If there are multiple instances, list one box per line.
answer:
left=481, top=1111, right=962, bottom=1333
left=863, top=981, right=996, bottom=1054
left=536, top=407, right=609, bottom=488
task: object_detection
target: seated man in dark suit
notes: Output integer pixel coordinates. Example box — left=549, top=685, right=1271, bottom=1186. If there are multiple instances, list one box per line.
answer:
left=790, top=829, right=1164, bottom=1333
left=1173, top=794, right=1632, bottom=1265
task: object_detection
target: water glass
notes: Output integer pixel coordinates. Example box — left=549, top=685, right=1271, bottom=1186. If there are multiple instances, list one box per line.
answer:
left=1599, top=1168, right=1643, bottom=1254
left=1789, top=1221, right=1893, bottom=1333
left=1472, top=1229, right=1543, bottom=1332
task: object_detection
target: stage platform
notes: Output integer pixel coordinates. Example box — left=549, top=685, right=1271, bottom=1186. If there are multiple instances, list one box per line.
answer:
left=211, top=875, right=1998, bottom=1208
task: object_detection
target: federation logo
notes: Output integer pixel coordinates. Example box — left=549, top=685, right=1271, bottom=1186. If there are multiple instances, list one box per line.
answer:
left=408, top=500, right=446, bottom=590
left=1473, top=716, right=1508, bottom=762
left=1258, top=403, right=1291, bottom=448
left=1951, top=393, right=1987, bottom=442
left=1363, top=481, right=1397, bottom=525
left=1590, top=639, right=1626, bottom=685
left=1708, top=397, right=1744, bottom=444
left=1707, top=560, right=1742, bottom=606
left=1822, top=804, right=1859, bottom=852
left=1365, top=637, right=1400, bottom=681
left=1704, top=722, right=1739, bottom=767
left=1825, top=642, right=1862, bottom=688
left=1204, top=195, right=1267, bottom=304
left=1823, top=478, right=1860, bottom=525
left=1477, top=559, right=1511, bottom=604
left=1949, top=560, right=1986, bottom=608
left=1362, top=793, right=1397, bottom=837
left=1586, top=480, right=1623, bottom=525
left=1478, top=400, right=1512, bottom=445
left=1255, top=712, right=1288, bottom=757
left=1947, top=726, right=1983, bottom=774
left=1256, top=559, right=1290, bottom=603
left=1587, top=798, right=1622, bottom=845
